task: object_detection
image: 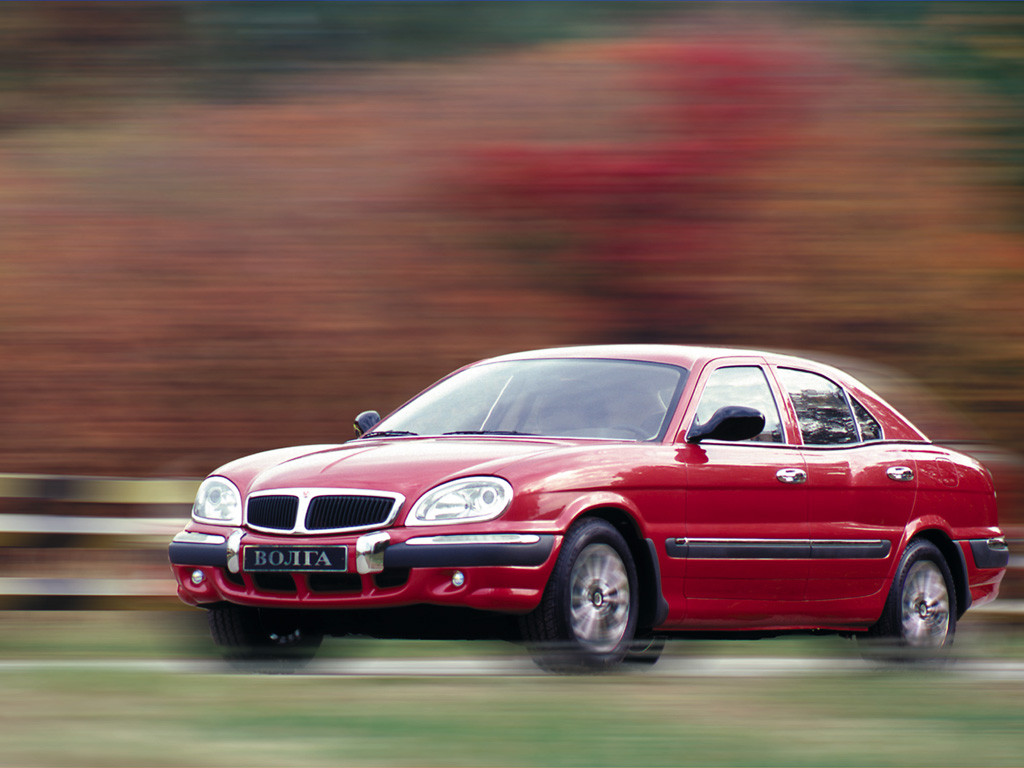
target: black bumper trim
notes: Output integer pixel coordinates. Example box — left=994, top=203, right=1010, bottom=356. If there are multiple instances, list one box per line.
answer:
left=170, top=534, right=558, bottom=571
left=384, top=535, right=556, bottom=569
left=811, top=540, right=891, bottom=560
left=968, top=538, right=1010, bottom=570
left=664, top=538, right=891, bottom=560
left=694, top=540, right=810, bottom=559
left=665, top=538, right=688, bottom=558
left=168, top=541, right=228, bottom=568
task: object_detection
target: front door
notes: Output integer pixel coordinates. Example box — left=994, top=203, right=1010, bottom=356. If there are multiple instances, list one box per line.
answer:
left=676, top=363, right=809, bottom=628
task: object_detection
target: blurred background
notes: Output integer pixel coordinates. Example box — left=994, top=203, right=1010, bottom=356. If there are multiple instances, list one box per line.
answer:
left=3, top=2, right=1024, bottom=764
left=3, top=1, right=1024, bottom=478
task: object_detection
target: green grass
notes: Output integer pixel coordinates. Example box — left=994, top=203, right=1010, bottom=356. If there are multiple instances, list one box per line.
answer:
left=1, top=666, right=1024, bottom=766
left=3, top=612, right=1024, bottom=765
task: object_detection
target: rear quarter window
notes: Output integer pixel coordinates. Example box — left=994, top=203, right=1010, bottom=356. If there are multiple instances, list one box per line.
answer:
left=850, top=396, right=884, bottom=441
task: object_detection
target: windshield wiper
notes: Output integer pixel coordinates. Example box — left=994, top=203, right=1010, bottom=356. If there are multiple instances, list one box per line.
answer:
left=443, top=430, right=537, bottom=436
left=361, top=430, right=418, bottom=438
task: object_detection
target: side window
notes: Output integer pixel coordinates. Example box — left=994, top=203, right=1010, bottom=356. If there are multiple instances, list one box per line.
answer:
left=694, top=366, right=784, bottom=443
left=777, top=368, right=858, bottom=445
left=850, top=396, right=883, bottom=441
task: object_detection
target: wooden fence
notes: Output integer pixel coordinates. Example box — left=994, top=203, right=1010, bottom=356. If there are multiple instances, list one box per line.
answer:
left=0, top=474, right=196, bottom=609
left=0, top=472, right=1020, bottom=617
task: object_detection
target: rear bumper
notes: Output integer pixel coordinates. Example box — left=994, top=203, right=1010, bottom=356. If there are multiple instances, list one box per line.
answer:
left=966, top=538, right=1010, bottom=570
left=957, top=537, right=1008, bottom=610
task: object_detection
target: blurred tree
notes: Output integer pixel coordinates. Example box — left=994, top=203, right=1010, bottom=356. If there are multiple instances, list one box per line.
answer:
left=456, top=40, right=818, bottom=342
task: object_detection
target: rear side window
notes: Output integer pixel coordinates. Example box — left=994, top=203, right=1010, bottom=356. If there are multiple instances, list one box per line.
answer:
left=777, top=368, right=858, bottom=445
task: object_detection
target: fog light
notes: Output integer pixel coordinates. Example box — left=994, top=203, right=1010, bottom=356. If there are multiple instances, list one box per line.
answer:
left=451, top=570, right=465, bottom=588
left=190, top=569, right=205, bottom=586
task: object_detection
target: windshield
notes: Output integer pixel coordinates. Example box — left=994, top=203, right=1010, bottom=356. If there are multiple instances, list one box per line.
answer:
left=370, top=358, right=688, bottom=441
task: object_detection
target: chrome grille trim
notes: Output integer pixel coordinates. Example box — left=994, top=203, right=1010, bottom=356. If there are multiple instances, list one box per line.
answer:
left=245, top=488, right=404, bottom=535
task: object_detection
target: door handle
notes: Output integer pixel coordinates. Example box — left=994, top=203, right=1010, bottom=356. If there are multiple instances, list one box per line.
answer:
left=886, top=466, right=914, bottom=482
left=776, top=468, right=807, bottom=484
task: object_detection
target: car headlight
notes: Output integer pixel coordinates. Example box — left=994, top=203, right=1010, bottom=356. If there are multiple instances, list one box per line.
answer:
left=407, top=477, right=513, bottom=526
left=191, top=476, right=242, bottom=526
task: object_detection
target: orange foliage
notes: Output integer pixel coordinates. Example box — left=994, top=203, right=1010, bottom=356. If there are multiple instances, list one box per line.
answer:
left=0, top=23, right=1022, bottom=507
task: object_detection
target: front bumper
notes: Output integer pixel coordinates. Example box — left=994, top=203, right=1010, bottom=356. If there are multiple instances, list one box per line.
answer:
left=169, top=527, right=559, bottom=613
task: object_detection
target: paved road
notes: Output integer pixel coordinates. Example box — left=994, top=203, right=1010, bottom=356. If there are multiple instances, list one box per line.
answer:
left=4, top=655, right=1024, bottom=679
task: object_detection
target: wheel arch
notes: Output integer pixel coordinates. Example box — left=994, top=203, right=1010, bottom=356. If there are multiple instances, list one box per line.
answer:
left=909, top=529, right=971, bottom=619
left=574, top=506, right=667, bottom=632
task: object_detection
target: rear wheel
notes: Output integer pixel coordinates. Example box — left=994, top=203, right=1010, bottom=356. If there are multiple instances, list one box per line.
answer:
left=208, top=604, right=322, bottom=670
left=521, top=518, right=639, bottom=672
left=859, top=539, right=956, bottom=661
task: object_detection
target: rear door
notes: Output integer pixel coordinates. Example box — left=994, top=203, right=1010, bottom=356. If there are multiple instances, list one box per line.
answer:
left=775, top=367, right=915, bottom=622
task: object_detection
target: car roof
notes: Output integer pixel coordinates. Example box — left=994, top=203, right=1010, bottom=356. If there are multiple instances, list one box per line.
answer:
left=483, top=344, right=824, bottom=372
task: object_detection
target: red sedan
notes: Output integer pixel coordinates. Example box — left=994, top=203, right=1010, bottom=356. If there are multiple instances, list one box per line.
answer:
left=169, top=345, right=1007, bottom=670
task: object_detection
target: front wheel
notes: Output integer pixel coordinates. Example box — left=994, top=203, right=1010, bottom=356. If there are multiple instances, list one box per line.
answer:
left=625, top=634, right=666, bottom=667
left=521, top=518, right=639, bottom=672
left=207, top=604, right=323, bottom=670
left=858, top=539, right=957, bottom=661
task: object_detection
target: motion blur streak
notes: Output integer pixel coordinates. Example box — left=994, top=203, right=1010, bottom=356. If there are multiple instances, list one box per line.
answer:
left=2, top=4, right=1024, bottom=764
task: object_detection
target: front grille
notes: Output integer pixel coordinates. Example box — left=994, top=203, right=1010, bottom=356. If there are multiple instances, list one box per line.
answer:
left=247, top=495, right=299, bottom=531
left=245, top=489, right=401, bottom=534
left=306, top=495, right=395, bottom=531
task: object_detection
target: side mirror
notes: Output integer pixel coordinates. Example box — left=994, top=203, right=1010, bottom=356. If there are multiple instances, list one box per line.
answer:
left=353, top=410, right=381, bottom=437
left=686, top=406, right=765, bottom=444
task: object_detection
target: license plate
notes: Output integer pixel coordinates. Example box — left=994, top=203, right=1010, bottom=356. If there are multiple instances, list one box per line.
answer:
left=242, top=546, right=348, bottom=573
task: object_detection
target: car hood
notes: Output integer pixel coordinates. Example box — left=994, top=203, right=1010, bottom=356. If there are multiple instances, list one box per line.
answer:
left=221, top=437, right=567, bottom=501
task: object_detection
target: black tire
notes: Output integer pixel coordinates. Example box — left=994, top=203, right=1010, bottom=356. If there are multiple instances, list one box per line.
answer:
left=858, top=539, right=957, bottom=661
left=207, top=604, right=322, bottom=671
left=625, top=634, right=666, bottom=668
left=521, top=518, right=639, bottom=672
